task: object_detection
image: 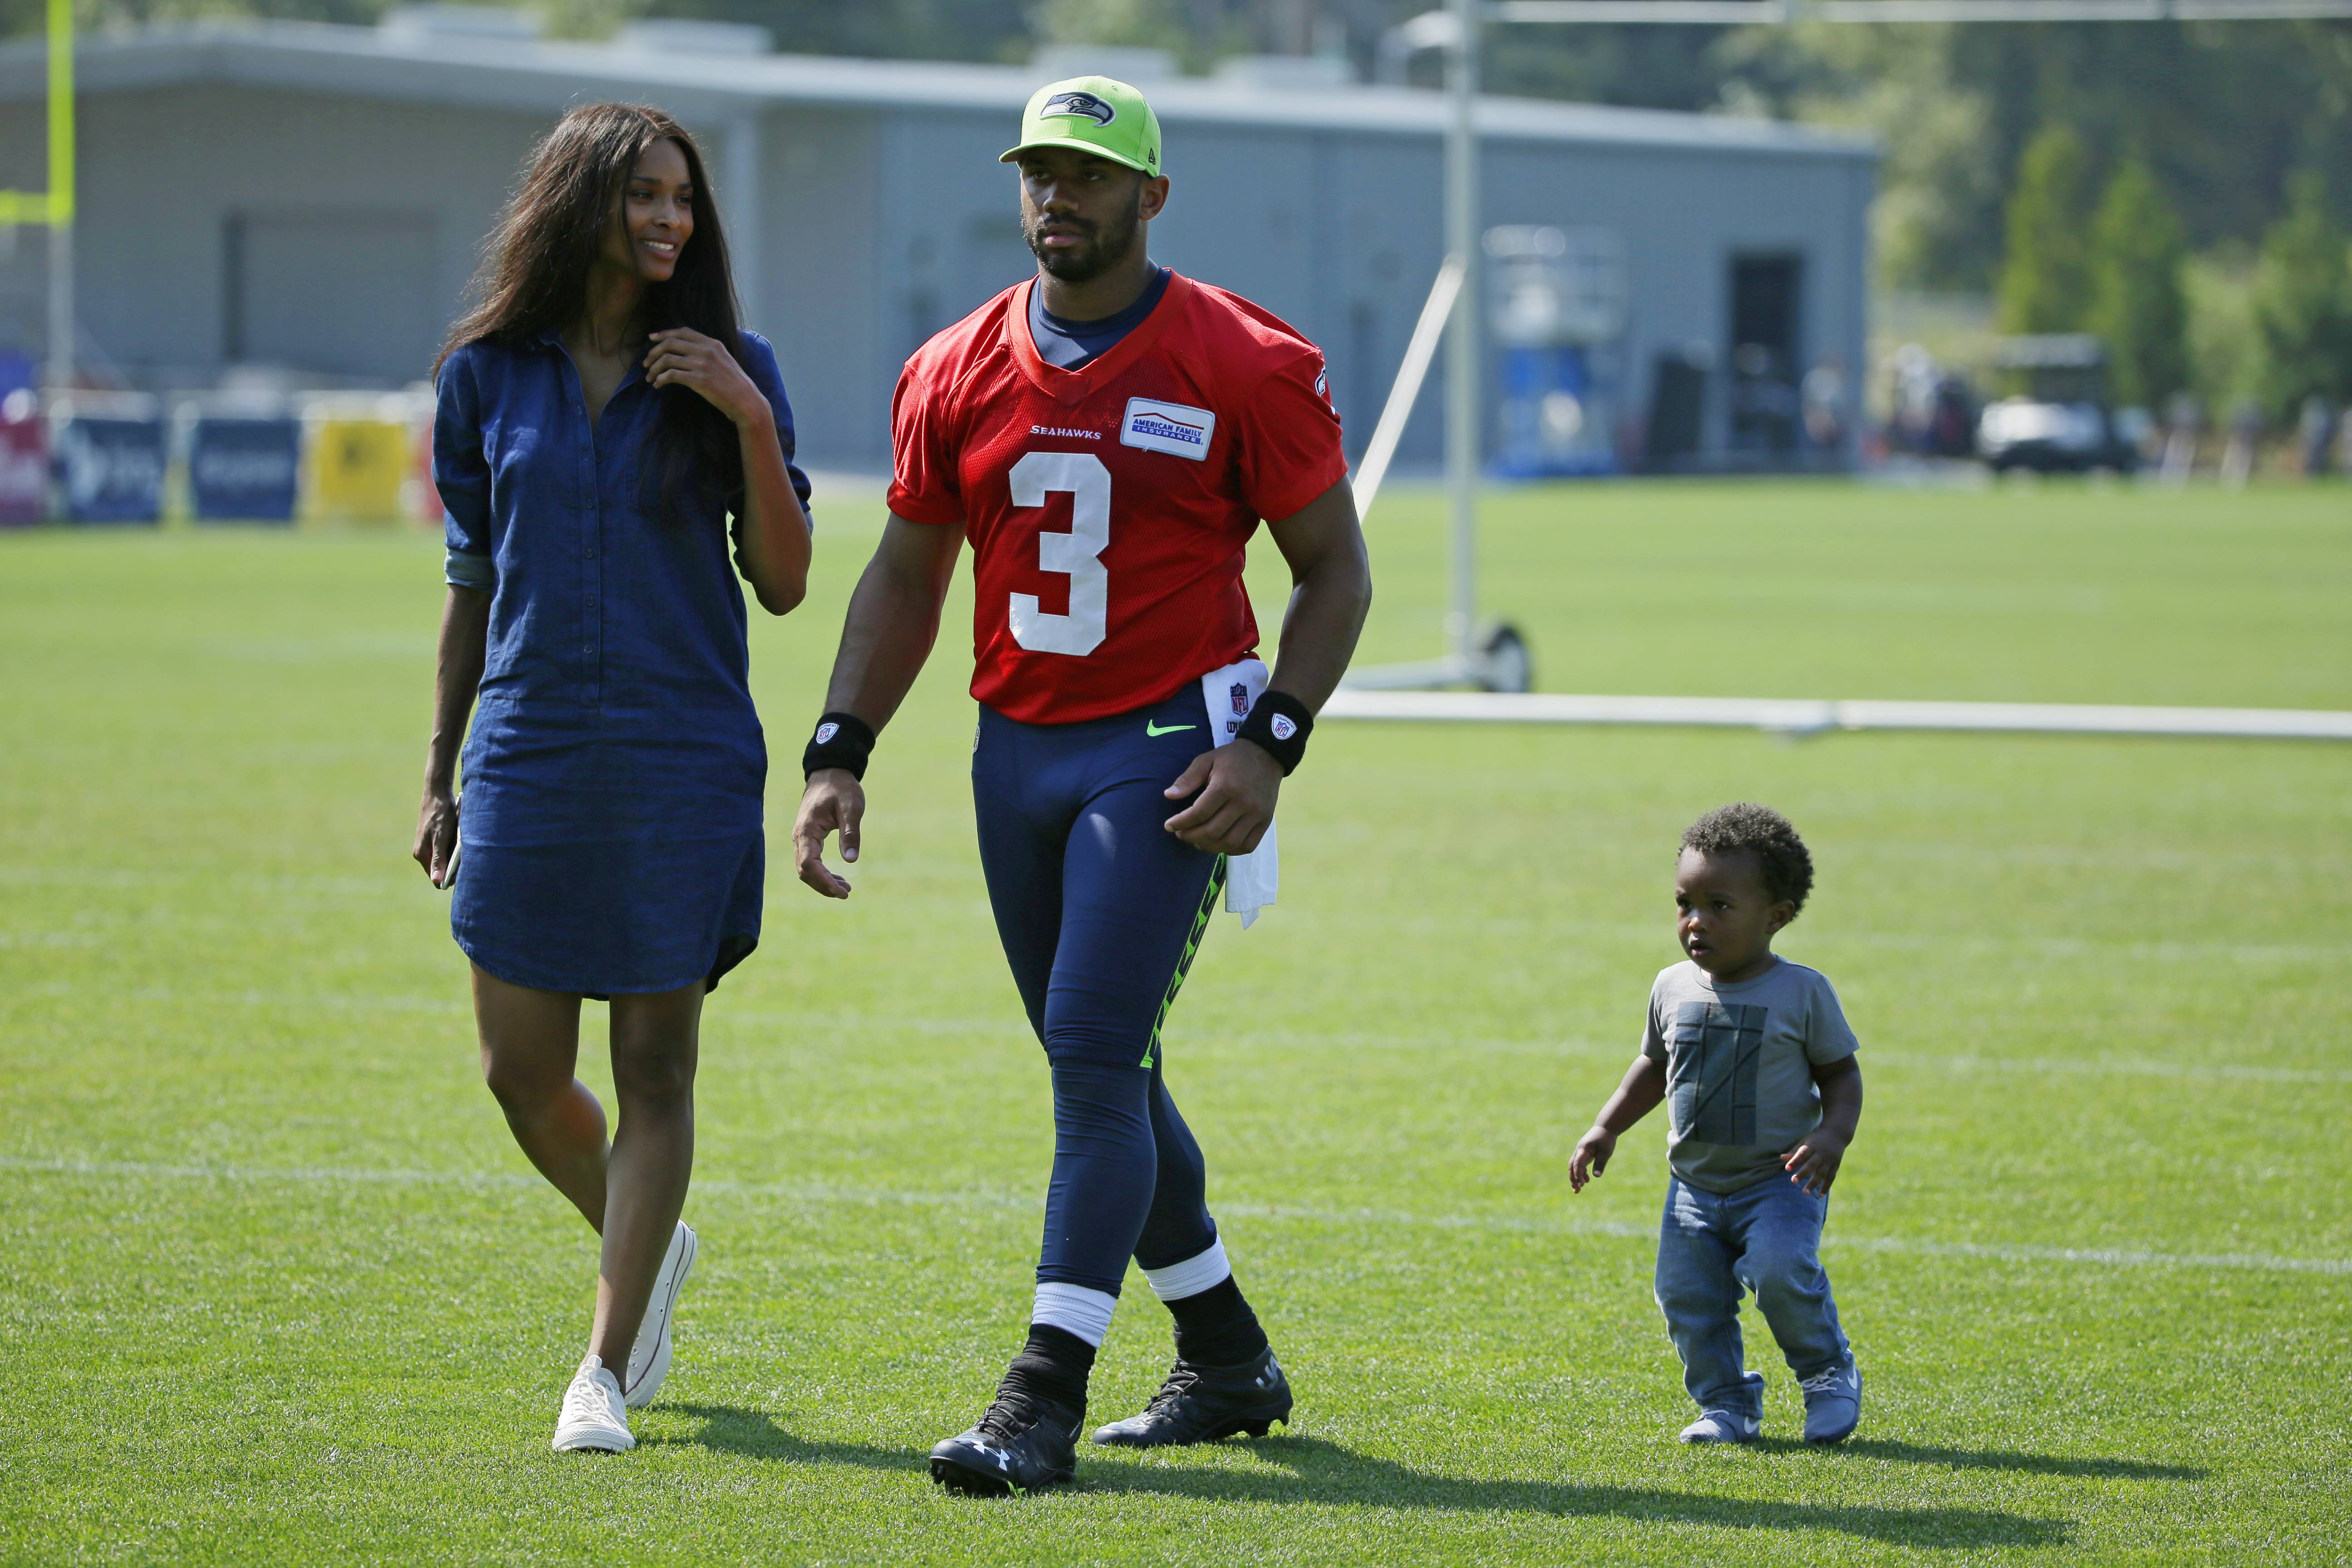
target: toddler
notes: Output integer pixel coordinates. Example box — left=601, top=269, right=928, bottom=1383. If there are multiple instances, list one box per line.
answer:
left=1571, top=803, right=1864, bottom=1444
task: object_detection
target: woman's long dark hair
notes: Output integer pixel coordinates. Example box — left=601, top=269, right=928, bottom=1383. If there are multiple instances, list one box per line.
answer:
left=436, top=103, right=748, bottom=519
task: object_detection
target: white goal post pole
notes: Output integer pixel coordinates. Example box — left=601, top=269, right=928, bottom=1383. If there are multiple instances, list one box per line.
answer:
left=1348, top=254, right=1465, bottom=522
left=1342, top=0, right=1491, bottom=693
left=1442, top=0, right=1483, bottom=661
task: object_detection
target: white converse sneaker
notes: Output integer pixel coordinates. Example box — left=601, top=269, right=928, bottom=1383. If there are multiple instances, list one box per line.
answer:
left=624, top=1221, right=697, bottom=1410
left=552, top=1355, right=634, bottom=1453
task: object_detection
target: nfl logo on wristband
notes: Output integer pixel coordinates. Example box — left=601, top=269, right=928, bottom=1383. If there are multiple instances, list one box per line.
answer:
left=1235, top=691, right=1312, bottom=775
left=803, top=710, right=878, bottom=780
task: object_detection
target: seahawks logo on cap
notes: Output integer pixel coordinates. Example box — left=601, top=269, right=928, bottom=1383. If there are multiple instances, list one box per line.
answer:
left=1044, top=89, right=1117, bottom=126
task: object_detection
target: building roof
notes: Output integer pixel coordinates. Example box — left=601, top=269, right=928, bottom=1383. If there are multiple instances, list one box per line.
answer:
left=0, top=20, right=1875, bottom=162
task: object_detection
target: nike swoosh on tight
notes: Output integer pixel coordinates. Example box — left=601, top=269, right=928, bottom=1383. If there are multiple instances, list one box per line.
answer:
left=1145, top=722, right=1197, bottom=735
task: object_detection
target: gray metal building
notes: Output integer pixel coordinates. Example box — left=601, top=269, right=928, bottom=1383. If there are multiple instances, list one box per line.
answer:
left=0, top=18, right=1875, bottom=470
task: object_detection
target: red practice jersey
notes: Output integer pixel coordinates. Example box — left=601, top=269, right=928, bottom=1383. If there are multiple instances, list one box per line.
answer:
left=887, top=271, right=1348, bottom=724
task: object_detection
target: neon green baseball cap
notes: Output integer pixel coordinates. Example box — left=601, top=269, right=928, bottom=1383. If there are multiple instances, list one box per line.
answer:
left=1000, top=76, right=1163, bottom=176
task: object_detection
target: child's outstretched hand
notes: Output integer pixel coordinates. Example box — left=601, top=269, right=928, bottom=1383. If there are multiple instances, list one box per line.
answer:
left=1784, top=1127, right=1848, bottom=1195
left=1569, top=1125, right=1618, bottom=1193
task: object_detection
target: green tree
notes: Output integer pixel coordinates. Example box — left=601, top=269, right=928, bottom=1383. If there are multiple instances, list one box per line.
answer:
left=2254, top=169, right=2352, bottom=416
left=1033, top=0, right=1191, bottom=54
left=2185, top=248, right=2260, bottom=411
left=10, top=0, right=2352, bottom=298
left=1998, top=126, right=2097, bottom=333
left=2087, top=160, right=2190, bottom=409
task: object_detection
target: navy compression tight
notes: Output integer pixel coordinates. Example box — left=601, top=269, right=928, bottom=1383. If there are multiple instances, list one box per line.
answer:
left=972, top=688, right=1228, bottom=1294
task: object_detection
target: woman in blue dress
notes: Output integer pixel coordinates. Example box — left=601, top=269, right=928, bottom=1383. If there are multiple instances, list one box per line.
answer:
left=409, top=103, right=812, bottom=1453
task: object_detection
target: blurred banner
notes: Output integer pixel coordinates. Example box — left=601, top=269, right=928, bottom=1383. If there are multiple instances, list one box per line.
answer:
left=56, top=405, right=167, bottom=524
left=191, top=416, right=302, bottom=523
left=0, top=392, right=43, bottom=526
left=307, top=415, right=411, bottom=523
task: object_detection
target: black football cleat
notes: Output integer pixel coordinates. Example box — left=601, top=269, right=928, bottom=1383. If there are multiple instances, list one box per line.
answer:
left=928, top=1388, right=1083, bottom=1497
left=1091, top=1346, right=1293, bottom=1447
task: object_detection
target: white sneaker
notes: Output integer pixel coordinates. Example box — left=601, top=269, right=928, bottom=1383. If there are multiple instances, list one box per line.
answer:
left=623, top=1221, right=697, bottom=1410
left=552, top=1355, right=635, bottom=1453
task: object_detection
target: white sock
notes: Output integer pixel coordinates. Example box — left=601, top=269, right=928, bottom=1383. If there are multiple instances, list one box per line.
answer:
left=1142, top=1238, right=1231, bottom=1303
left=1031, top=1281, right=1117, bottom=1347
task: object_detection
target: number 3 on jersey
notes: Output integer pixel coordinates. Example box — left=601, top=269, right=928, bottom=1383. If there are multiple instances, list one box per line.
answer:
left=1008, top=450, right=1109, bottom=657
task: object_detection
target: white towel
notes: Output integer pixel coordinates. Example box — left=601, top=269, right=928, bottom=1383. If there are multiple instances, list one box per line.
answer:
left=1198, top=657, right=1280, bottom=928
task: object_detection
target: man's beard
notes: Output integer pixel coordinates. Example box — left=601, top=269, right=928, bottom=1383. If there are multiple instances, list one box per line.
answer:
left=1025, top=186, right=1143, bottom=283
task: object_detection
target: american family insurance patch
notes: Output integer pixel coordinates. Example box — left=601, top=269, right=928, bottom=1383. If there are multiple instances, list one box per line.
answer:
left=1120, top=398, right=1216, bottom=460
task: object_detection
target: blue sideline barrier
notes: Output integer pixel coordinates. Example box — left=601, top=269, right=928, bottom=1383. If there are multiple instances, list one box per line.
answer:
left=56, top=414, right=167, bottom=524
left=190, top=416, right=302, bottom=523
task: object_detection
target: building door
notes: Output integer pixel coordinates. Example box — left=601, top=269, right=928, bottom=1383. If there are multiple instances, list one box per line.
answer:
left=1727, top=253, right=1802, bottom=455
left=226, top=211, right=439, bottom=383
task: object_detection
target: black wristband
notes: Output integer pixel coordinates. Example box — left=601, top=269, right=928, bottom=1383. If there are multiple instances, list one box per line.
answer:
left=1235, top=691, right=1314, bottom=775
left=802, top=711, right=876, bottom=780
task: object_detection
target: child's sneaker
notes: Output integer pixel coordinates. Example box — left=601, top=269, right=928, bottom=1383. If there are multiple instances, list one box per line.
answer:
left=1679, top=1369, right=1763, bottom=1443
left=1679, top=1409, right=1761, bottom=1443
left=1800, top=1363, right=1862, bottom=1444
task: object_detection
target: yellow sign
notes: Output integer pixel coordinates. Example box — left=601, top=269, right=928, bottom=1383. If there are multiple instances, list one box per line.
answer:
left=307, top=419, right=412, bottom=523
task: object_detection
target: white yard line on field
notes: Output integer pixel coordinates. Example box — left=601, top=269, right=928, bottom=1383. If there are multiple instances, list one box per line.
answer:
left=1866, top=1052, right=2352, bottom=1086
left=11, top=983, right=2345, bottom=1085
left=1209, top=1202, right=2352, bottom=1276
left=7, top=1155, right=2347, bottom=1278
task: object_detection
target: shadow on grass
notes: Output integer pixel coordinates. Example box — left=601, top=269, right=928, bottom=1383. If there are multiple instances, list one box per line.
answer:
left=1815, top=1438, right=2205, bottom=1481
left=662, top=1410, right=2068, bottom=1548
left=652, top=1403, right=925, bottom=1473
left=1076, top=1436, right=2069, bottom=1548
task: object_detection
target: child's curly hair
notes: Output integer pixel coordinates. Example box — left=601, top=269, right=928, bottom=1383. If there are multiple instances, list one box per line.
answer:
left=1681, top=803, right=1814, bottom=916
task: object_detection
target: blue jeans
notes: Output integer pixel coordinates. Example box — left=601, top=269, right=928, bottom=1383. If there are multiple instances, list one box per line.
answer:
left=1654, top=1174, right=1851, bottom=1418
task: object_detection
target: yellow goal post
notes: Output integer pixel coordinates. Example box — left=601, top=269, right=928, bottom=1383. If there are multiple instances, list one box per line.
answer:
left=0, top=0, right=72, bottom=226
left=3, top=0, right=74, bottom=388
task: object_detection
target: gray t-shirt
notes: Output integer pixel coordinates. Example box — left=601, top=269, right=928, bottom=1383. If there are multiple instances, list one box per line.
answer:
left=1639, top=957, right=1859, bottom=1194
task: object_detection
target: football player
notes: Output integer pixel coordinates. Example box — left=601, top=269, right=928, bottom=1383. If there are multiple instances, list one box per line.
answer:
left=792, top=76, right=1372, bottom=1495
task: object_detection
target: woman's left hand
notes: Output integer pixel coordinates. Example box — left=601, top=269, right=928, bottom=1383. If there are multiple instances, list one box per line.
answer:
left=644, top=328, right=771, bottom=430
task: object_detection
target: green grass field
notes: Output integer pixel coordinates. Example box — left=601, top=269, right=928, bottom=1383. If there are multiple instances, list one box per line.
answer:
left=3, top=480, right=2348, bottom=1565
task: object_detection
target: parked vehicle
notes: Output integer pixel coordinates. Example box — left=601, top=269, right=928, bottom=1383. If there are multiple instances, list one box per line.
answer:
left=1976, top=335, right=2139, bottom=475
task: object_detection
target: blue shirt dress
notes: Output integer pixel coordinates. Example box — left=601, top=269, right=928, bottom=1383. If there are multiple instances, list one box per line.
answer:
left=432, top=328, right=811, bottom=995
